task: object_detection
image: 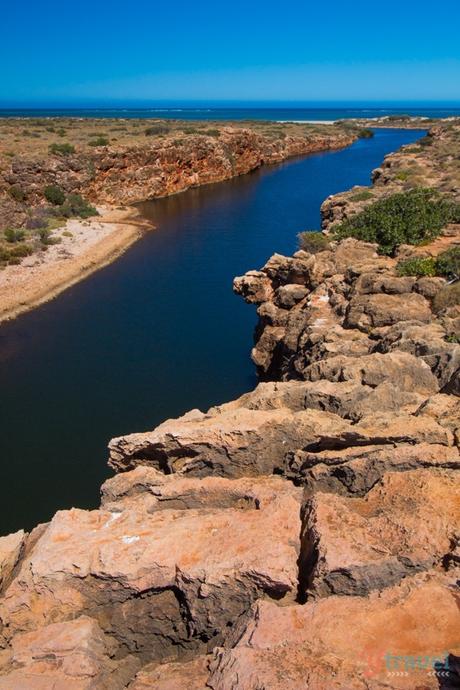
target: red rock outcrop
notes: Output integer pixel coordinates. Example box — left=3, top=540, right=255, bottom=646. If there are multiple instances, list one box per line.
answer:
left=0, top=126, right=355, bottom=230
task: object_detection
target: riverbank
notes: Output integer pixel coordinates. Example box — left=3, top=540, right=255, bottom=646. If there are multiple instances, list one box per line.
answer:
left=0, top=119, right=359, bottom=322
left=0, top=206, right=148, bottom=323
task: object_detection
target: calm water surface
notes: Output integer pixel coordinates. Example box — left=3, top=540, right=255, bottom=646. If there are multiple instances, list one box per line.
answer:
left=0, top=128, right=424, bottom=533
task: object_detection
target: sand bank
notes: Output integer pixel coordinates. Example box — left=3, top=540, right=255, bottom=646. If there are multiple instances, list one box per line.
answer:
left=0, top=207, right=151, bottom=324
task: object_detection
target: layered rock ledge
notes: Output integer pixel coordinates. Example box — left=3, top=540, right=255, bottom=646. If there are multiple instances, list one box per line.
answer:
left=0, top=124, right=459, bottom=689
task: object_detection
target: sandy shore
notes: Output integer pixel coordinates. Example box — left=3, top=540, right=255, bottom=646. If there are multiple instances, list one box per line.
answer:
left=0, top=207, right=151, bottom=324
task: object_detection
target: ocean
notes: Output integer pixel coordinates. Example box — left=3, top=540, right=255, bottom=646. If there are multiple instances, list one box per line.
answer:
left=0, top=103, right=459, bottom=121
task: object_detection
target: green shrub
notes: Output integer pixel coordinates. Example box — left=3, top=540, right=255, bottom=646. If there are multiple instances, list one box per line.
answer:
left=432, top=283, right=460, bottom=313
left=298, top=231, right=330, bottom=254
left=8, top=185, right=26, bottom=202
left=397, top=256, right=437, bottom=277
left=145, top=125, right=170, bottom=136
left=8, top=243, right=33, bottom=258
left=418, top=135, right=433, bottom=147
left=404, top=146, right=422, bottom=154
left=88, top=135, right=109, bottom=147
left=333, top=188, right=460, bottom=255
left=349, top=190, right=374, bottom=202
left=4, top=228, right=25, bottom=243
left=435, top=246, right=460, bottom=280
left=203, top=129, right=220, bottom=137
left=49, top=142, right=75, bottom=156
left=37, top=228, right=60, bottom=245
left=358, top=128, right=374, bottom=139
left=395, top=170, right=412, bottom=181
left=60, top=193, right=98, bottom=219
left=44, top=184, right=65, bottom=205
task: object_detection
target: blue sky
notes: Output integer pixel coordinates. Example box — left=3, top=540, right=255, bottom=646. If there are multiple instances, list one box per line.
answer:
left=2, top=0, right=460, bottom=104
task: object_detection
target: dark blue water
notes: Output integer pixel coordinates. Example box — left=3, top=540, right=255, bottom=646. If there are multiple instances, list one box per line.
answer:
left=0, top=104, right=459, bottom=121
left=0, top=128, right=424, bottom=534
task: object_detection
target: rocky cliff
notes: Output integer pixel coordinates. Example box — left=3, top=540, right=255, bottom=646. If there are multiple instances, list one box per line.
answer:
left=0, top=124, right=459, bottom=689
left=321, top=122, right=460, bottom=232
left=0, top=122, right=355, bottom=231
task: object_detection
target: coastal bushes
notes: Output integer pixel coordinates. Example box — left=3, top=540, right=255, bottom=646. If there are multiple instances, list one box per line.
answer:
left=358, top=128, right=374, bottom=139
left=4, top=228, right=25, bottom=243
left=8, top=185, right=26, bottom=202
left=298, top=231, right=330, bottom=254
left=349, top=190, right=374, bottom=202
left=0, top=241, right=33, bottom=266
left=397, top=256, right=437, bottom=277
left=43, top=186, right=97, bottom=218
left=49, top=142, right=75, bottom=156
left=333, top=188, right=460, bottom=255
left=88, top=135, right=109, bottom=147
left=397, top=247, right=460, bottom=281
left=433, top=283, right=460, bottom=313
left=59, top=193, right=97, bottom=219
left=44, top=185, right=65, bottom=205
left=434, top=246, right=460, bottom=281
left=145, top=125, right=170, bottom=136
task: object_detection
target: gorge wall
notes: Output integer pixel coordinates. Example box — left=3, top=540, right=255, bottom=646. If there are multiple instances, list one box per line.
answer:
left=0, top=124, right=355, bottom=231
left=0, top=122, right=459, bottom=689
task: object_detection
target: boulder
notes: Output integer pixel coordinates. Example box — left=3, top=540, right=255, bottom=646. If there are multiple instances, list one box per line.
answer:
left=0, top=475, right=302, bottom=661
left=274, top=283, right=309, bottom=308
left=208, top=572, right=460, bottom=690
left=108, top=405, right=351, bottom=476
left=0, top=617, right=135, bottom=690
left=127, top=656, right=209, bottom=690
left=0, top=531, right=25, bottom=593
left=345, top=292, right=432, bottom=330
left=300, top=469, right=460, bottom=597
left=302, top=351, right=438, bottom=396
left=285, top=442, right=460, bottom=495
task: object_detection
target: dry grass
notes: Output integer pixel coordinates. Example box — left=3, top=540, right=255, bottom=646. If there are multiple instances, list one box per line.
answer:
left=0, top=117, right=341, bottom=162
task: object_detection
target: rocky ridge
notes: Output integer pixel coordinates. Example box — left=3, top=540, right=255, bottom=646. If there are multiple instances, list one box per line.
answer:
left=0, top=123, right=355, bottom=231
left=0, top=125, right=459, bottom=688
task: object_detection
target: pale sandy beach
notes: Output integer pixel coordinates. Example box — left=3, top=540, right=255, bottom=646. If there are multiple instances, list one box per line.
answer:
left=0, top=207, right=150, bottom=324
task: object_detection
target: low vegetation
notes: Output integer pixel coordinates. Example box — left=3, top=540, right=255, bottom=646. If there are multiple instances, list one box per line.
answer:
left=88, top=135, right=109, bottom=147
left=59, top=193, right=97, bottom=219
left=8, top=185, right=26, bottom=202
left=44, top=184, right=66, bottom=205
left=397, top=256, right=437, bottom=277
left=349, top=190, right=374, bottom=202
left=298, top=231, right=330, bottom=254
left=145, top=125, right=171, bottom=136
left=0, top=191, right=97, bottom=268
left=434, top=246, right=460, bottom=281
left=433, top=283, right=460, bottom=313
left=333, top=188, right=460, bottom=255
left=49, top=142, right=75, bottom=156
left=358, top=128, right=374, bottom=139
left=397, top=247, right=460, bottom=280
